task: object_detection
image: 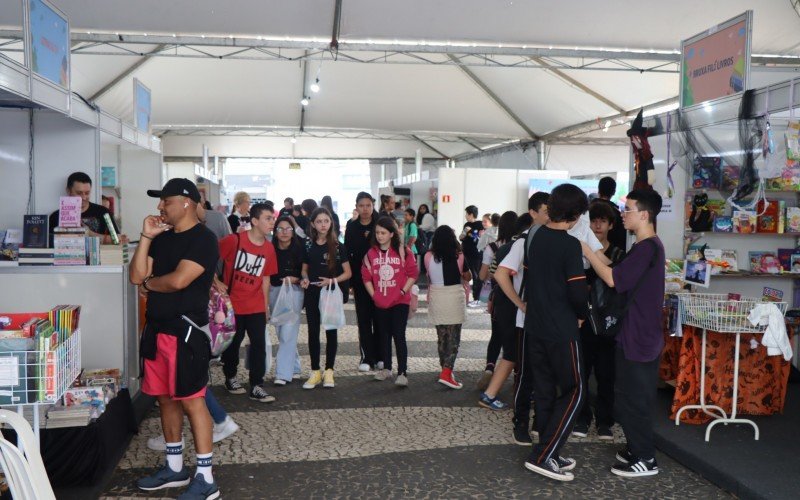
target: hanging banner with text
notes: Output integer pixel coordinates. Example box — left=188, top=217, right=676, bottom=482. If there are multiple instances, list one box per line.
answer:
left=28, top=0, right=70, bottom=89
left=680, top=11, right=751, bottom=108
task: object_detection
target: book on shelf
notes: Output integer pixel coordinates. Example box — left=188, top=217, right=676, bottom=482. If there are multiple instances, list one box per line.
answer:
left=703, top=248, right=723, bottom=275
left=58, top=196, right=82, bottom=228
left=53, top=233, right=86, bottom=266
left=763, top=287, right=785, bottom=302
left=766, top=159, right=800, bottom=191
left=749, top=251, right=781, bottom=273
left=733, top=210, right=758, bottom=233
left=64, top=386, right=107, bottom=419
left=777, top=248, right=796, bottom=272
left=713, top=216, right=733, bottom=232
left=22, top=215, right=48, bottom=248
left=786, top=207, right=800, bottom=233
left=756, top=200, right=780, bottom=233
left=721, top=164, right=741, bottom=191
left=18, top=247, right=54, bottom=266
left=100, top=243, right=130, bottom=265
left=692, top=156, right=722, bottom=189
left=1, top=228, right=21, bottom=261
left=721, top=249, right=738, bottom=272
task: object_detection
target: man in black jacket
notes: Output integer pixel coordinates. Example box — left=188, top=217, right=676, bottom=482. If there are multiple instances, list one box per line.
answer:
left=595, top=177, right=626, bottom=251
left=344, top=191, right=380, bottom=371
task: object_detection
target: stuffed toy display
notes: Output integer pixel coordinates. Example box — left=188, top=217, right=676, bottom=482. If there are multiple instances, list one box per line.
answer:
left=688, top=192, right=713, bottom=232
left=627, top=108, right=656, bottom=190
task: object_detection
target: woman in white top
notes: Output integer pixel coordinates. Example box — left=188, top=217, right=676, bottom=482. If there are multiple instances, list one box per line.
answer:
left=424, top=226, right=472, bottom=390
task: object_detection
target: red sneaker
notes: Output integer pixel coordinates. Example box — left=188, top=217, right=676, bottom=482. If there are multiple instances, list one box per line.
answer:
left=438, top=368, right=463, bottom=389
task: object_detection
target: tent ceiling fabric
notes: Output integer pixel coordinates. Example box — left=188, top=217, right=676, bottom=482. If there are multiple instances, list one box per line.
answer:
left=17, top=1, right=800, bottom=158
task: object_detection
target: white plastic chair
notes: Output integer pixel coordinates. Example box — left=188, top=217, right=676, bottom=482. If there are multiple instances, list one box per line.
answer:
left=0, top=410, right=56, bottom=500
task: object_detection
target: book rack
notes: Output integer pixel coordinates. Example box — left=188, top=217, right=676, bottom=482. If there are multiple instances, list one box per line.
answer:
left=0, top=329, right=81, bottom=445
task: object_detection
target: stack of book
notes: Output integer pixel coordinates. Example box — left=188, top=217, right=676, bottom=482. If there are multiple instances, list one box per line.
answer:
left=18, top=247, right=54, bottom=266
left=86, top=236, right=101, bottom=265
left=53, top=228, right=86, bottom=266
left=100, top=244, right=130, bottom=265
left=45, top=404, right=92, bottom=428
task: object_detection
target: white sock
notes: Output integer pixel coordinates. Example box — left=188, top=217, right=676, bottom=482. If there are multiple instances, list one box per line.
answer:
left=165, top=440, right=184, bottom=472
left=196, top=452, right=213, bottom=483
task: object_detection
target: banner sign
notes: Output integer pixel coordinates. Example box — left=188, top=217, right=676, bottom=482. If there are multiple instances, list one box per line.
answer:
left=680, top=11, right=752, bottom=108
left=134, top=78, right=152, bottom=133
left=29, top=0, right=70, bottom=88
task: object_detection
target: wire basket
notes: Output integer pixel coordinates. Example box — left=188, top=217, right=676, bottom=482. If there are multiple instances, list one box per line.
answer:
left=678, top=294, right=788, bottom=333
left=0, top=329, right=81, bottom=406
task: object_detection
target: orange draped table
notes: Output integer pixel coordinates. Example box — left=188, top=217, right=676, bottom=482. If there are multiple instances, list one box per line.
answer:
left=659, top=321, right=794, bottom=424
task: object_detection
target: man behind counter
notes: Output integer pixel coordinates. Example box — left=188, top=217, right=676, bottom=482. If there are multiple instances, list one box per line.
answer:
left=48, top=171, right=128, bottom=244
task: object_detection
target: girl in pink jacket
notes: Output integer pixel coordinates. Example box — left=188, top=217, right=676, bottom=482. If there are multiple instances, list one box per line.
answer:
left=361, top=216, right=420, bottom=386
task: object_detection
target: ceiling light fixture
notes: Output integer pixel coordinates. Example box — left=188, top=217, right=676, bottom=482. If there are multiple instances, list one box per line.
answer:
left=290, top=137, right=297, bottom=144
left=300, top=97, right=310, bottom=106
left=310, top=78, right=320, bottom=93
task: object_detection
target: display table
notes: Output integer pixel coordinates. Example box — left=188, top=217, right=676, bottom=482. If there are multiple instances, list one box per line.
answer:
left=662, top=325, right=794, bottom=424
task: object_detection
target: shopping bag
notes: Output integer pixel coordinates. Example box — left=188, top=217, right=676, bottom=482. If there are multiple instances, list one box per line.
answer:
left=408, top=284, right=420, bottom=319
left=208, top=287, right=236, bottom=358
left=479, top=280, right=493, bottom=303
left=270, top=278, right=300, bottom=326
left=319, top=281, right=346, bottom=330
left=264, top=326, right=273, bottom=375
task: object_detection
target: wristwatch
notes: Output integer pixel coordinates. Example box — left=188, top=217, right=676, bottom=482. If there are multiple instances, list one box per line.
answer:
left=142, top=275, right=154, bottom=291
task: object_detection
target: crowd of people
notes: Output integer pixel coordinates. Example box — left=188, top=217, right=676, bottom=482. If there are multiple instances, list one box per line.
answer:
left=128, top=175, right=665, bottom=498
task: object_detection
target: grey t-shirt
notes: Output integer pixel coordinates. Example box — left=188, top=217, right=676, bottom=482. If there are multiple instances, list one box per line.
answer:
left=204, top=210, right=232, bottom=241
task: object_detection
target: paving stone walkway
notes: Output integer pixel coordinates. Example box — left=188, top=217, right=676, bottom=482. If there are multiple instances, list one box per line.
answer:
left=100, top=296, right=730, bottom=499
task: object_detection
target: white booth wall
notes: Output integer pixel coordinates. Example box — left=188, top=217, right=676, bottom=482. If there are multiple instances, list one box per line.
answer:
left=0, top=109, right=32, bottom=230
left=119, top=147, right=163, bottom=235
left=544, top=144, right=630, bottom=177
left=436, top=168, right=568, bottom=231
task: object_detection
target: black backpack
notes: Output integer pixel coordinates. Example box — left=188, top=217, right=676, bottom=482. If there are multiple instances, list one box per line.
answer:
left=587, top=238, right=659, bottom=338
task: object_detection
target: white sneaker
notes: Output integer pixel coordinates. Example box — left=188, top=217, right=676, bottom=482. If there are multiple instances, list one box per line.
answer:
left=376, top=361, right=385, bottom=370
left=358, top=363, right=372, bottom=372
left=147, top=434, right=166, bottom=452
left=468, top=300, right=483, bottom=308
left=212, top=416, right=239, bottom=443
left=273, top=379, right=287, bottom=386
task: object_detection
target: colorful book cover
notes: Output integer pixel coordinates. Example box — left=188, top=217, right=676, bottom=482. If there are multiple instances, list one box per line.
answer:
left=779, top=200, right=786, bottom=233
left=733, top=211, right=757, bottom=234
left=778, top=160, right=800, bottom=190
left=703, top=248, right=723, bottom=275
left=749, top=251, right=777, bottom=273
left=692, top=156, right=722, bottom=189
left=786, top=121, right=800, bottom=161
left=721, top=249, right=738, bottom=272
left=757, top=200, right=780, bottom=233
left=100, top=166, right=116, bottom=187
left=59, top=196, right=82, bottom=228
left=22, top=215, right=48, bottom=248
left=778, top=248, right=795, bottom=272
left=763, top=287, right=784, bottom=302
left=787, top=207, right=800, bottom=233
left=791, top=254, right=800, bottom=273
left=720, top=164, right=741, bottom=191
left=713, top=216, right=733, bottom=232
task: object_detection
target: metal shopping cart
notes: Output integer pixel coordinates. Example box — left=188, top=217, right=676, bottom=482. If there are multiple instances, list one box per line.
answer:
left=674, top=293, right=788, bottom=441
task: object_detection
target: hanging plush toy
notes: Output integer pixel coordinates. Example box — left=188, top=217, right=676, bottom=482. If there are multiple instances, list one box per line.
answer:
left=689, top=192, right=713, bottom=232
left=627, top=108, right=656, bottom=190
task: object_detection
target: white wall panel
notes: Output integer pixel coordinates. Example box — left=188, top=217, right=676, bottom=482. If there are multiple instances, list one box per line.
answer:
left=119, top=148, right=163, bottom=235
left=0, top=109, right=31, bottom=229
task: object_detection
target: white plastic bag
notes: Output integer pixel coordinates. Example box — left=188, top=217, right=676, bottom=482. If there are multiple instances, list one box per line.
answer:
left=271, top=278, right=300, bottom=326
left=319, top=281, right=346, bottom=330
left=265, top=326, right=273, bottom=375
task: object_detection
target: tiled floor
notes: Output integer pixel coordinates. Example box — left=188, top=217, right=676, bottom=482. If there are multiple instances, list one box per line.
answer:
left=99, top=298, right=730, bottom=499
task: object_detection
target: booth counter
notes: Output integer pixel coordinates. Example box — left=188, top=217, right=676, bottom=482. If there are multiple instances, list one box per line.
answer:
left=0, top=265, right=140, bottom=395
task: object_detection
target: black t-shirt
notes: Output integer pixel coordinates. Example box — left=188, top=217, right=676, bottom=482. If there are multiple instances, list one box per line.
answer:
left=227, top=213, right=250, bottom=233
left=344, top=218, right=375, bottom=269
left=146, top=223, right=219, bottom=327
left=524, top=226, right=587, bottom=342
left=461, top=221, right=483, bottom=257
left=49, top=202, right=119, bottom=235
left=271, top=241, right=304, bottom=286
left=294, top=215, right=309, bottom=234
left=303, top=240, right=347, bottom=283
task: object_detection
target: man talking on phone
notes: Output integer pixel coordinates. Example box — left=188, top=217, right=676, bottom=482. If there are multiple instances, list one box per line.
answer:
left=130, top=178, right=221, bottom=499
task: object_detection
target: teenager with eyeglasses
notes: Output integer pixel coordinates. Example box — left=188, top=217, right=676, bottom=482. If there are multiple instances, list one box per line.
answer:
left=270, top=216, right=305, bottom=386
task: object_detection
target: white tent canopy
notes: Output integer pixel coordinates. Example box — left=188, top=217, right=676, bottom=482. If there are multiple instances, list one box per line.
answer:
left=2, top=0, right=800, bottom=159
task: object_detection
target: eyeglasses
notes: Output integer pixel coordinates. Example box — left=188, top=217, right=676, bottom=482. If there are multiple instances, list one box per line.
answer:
left=275, top=227, right=294, bottom=233
left=622, top=207, right=640, bottom=214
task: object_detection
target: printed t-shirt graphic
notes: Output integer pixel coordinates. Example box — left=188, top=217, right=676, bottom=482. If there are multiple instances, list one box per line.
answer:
left=219, top=233, right=278, bottom=314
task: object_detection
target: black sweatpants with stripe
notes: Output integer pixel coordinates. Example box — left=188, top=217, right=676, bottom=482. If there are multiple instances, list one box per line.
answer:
left=528, top=337, right=585, bottom=465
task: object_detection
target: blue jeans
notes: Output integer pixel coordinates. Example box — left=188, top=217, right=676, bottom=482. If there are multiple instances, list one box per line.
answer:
left=269, top=283, right=304, bottom=381
left=205, top=387, right=226, bottom=424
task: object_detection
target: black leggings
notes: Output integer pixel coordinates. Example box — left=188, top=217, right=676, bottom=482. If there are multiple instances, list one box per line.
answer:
left=375, top=304, right=410, bottom=375
left=305, top=287, right=338, bottom=370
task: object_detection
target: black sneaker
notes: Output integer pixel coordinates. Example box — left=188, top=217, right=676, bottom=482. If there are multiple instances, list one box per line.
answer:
left=524, top=457, right=574, bottom=482
left=555, top=456, right=576, bottom=472
left=597, top=425, right=614, bottom=441
left=224, top=378, right=246, bottom=395
left=611, top=457, right=659, bottom=477
left=249, top=385, right=276, bottom=403
left=616, top=447, right=635, bottom=464
left=571, top=423, right=589, bottom=438
left=512, top=425, right=532, bottom=446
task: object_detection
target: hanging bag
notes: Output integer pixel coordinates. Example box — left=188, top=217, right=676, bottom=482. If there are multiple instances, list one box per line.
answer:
left=207, top=287, right=236, bottom=357
left=270, top=278, right=300, bottom=326
left=319, top=280, right=346, bottom=330
left=587, top=239, right=659, bottom=338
